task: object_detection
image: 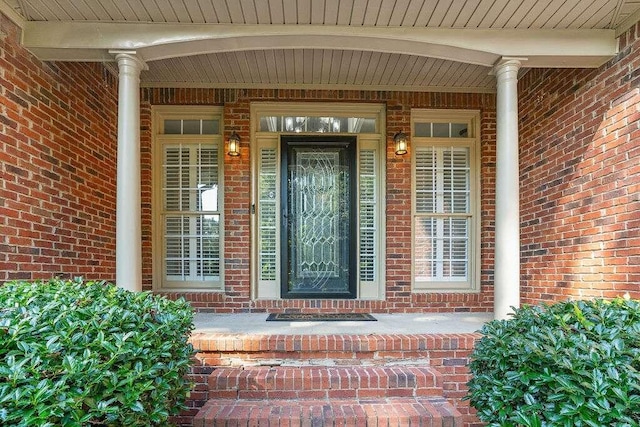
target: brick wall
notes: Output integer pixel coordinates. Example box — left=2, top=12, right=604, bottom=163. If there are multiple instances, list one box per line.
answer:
left=519, top=22, right=640, bottom=303
left=143, top=89, right=497, bottom=312
left=0, top=15, right=119, bottom=282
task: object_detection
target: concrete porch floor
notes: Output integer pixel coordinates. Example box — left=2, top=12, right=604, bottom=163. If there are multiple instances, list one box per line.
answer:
left=193, top=312, right=493, bottom=335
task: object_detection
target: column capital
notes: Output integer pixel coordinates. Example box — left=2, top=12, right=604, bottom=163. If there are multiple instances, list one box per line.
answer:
left=109, top=50, right=148, bottom=71
left=491, top=57, right=527, bottom=77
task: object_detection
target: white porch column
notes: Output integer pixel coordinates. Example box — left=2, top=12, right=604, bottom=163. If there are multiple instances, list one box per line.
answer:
left=112, top=51, right=147, bottom=291
left=493, top=58, right=524, bottom=320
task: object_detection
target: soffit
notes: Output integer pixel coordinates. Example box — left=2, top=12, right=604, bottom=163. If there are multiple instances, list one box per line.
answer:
left=142, top=49, right=496, bottom=93
left=5, top=0, right=637, bottom=28
left=2, top=0, right=637, bottom=92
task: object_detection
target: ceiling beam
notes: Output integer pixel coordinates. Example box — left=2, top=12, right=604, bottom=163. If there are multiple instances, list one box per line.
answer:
left=616, top=7, right=640, bottom=37
left=138, top=80, right=498, bottom=93
left=0, top=0, right=25, bottom=28
left=21, top=22, right=617, bottom=68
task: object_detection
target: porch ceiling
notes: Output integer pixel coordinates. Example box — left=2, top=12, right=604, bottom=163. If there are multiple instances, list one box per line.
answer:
left=3, top=0, right=639, bottom=92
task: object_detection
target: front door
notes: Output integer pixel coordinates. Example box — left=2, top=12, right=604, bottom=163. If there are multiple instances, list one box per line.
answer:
left=280, top=135, right=357, bottom=298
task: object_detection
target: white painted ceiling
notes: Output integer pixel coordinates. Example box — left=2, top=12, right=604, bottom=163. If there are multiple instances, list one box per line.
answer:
left=4, top=0, right=640, bottom=92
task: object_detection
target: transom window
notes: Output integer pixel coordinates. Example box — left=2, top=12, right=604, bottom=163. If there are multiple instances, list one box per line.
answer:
left=153, top=107, right=224, bottom=291
left=412, top=110, right=480, bottom=292
left=259, top=115, right=376, bottom=133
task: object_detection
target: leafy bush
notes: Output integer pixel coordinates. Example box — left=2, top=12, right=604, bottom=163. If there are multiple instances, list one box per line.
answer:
left=0, top=278, right=195, bottom=426
left=467, top=299, right=640, bottom=427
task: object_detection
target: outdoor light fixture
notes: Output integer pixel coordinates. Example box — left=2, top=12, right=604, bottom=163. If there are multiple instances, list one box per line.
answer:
left=227, top=131, right=240, bottom=156
left=393, top=131, right=408, bottom=155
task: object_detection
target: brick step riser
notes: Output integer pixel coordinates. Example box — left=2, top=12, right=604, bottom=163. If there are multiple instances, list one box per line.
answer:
left=213, top=388, right=443, bottom=400
left=208, top=366, right=443, bottom=400
left=199, top=351, right=436, bottom=367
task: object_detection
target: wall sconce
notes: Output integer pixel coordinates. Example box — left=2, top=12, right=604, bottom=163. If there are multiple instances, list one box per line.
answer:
left=227, top=131, right=240, bottom=157
left=393, top=131, right=408, bottom=155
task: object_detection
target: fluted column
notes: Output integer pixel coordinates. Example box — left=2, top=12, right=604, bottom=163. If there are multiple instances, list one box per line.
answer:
left=112, top=51, right=146, bottom=291
left=493, top=58, right=524, bottom=320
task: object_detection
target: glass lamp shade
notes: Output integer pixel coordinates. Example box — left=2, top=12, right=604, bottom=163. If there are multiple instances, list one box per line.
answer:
left=394, top=131, right=408, bottom=155
left=228, top=131, right=241, bottom=156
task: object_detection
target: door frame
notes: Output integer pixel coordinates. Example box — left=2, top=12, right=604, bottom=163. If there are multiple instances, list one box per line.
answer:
left=249, top=102, right=387, bottom=301
left=280, top=135, right=358, bottom=299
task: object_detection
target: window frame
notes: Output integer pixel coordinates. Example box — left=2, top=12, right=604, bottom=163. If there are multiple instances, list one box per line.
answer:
left=152, top=106, right=225, bottom=291
left=411, top=109, right=481, bottom=293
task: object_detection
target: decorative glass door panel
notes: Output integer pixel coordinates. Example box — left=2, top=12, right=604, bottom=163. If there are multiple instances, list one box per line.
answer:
left=281, top=136, right=357, bottom=298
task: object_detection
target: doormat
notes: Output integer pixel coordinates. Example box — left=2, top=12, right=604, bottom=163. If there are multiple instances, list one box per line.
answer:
left=266, top=313, right=377, bottom=322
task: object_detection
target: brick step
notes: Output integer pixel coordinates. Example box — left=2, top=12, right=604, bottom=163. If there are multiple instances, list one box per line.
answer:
left=189, top=333, right=478, bottom=366
left=209, top=366, right=443, bottom=400
left=183, top=334, right=479, bottom=427
left=193, top=397, right=463, bottom=427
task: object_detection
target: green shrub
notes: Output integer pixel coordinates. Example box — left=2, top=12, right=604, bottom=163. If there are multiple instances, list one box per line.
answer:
left=0, top=278, right=195, bottom=426
left=467, top=299, right=640, bottom=427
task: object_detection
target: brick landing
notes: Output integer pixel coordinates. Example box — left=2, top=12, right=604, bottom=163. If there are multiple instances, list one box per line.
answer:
left=175, top=332, right=482, bottom=427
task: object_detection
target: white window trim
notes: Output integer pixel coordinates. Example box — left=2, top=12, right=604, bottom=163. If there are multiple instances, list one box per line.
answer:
left=152, top=105, right=225, bottom=292
left=250, top=102, right=386, bottom=300
left=411, top=109, right=481, bottom=293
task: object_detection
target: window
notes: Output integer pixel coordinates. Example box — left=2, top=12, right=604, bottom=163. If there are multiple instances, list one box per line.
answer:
left=412, top=110, right=480, bottom=292
left=153, top=107, right=224, bottom=290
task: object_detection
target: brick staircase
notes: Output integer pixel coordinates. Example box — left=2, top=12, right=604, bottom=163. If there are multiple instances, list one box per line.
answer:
left=178, top=333, right=480, bottom=427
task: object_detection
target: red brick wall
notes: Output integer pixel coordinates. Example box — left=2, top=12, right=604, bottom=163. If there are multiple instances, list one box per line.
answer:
left=519, top=22, right=640, bottom=303
left=0, top=15, right=119, bottom=282
left=143, top=89, right=497, bottom=312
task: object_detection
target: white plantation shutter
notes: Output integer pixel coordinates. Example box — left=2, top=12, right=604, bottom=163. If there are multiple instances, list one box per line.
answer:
left=162, top=143, right=221, bottom=284
left=359, top=149, right=377, bottom=282
left=163, top=146, right=187, bottom=278
left=415, top=146, right=470, bottom=283
left=258, top=147, right=278, bottom=281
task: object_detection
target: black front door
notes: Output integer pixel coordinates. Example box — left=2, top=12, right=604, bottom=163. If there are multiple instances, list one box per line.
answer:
left=280, top=135, right=357, bottom=299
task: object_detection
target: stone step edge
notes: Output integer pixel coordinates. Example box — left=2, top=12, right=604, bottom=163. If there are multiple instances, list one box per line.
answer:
left=208, top=366, right=443, bottom=399
left=193, top=397, right=463, bottom=427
